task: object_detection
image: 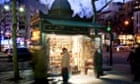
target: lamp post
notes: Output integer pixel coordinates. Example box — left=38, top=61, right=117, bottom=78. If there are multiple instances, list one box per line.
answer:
left=109, top=32, right=113, bottom=66
left=106, top=21, right=113, bottom=66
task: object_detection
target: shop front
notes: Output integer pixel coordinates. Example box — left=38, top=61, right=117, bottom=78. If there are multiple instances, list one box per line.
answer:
left=135, top=34, right=140, bottom=44
left=30, top=12, right=104, bottom=78
left=118, top=34, right=134, bottom=47
left=30, top=13, right=104, bottom=75
left=47, top=34, right=95, bottom=74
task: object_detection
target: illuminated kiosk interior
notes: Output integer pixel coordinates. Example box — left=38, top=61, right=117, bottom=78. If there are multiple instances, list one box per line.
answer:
left=30, top=0, right=104, bottom=75
left=47, top=34, right=95, bottom=74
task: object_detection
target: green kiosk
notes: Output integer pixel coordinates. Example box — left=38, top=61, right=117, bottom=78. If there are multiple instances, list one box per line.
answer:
left=30, top=0, right=105, bottom=83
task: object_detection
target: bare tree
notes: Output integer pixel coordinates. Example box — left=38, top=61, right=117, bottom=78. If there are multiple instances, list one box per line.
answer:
left=92, top=0, right=113, bottom=23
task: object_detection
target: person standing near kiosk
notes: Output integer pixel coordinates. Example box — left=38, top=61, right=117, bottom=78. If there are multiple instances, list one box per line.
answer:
left=61, top=48, right=70, bottom=84
left=94, top=36, right=103, bottom=78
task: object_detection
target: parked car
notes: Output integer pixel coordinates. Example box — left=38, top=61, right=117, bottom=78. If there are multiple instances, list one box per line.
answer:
left=4, top=47, right=32, bottom=62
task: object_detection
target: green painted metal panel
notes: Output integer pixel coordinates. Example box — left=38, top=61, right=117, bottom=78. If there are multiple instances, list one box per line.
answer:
left=46, top=18, right=105, bottom=28
left=42, top=24, right=89, bottom=35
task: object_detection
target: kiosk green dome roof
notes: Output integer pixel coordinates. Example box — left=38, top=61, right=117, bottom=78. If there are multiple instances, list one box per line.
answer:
left=47, top=0, right=73, bottom=19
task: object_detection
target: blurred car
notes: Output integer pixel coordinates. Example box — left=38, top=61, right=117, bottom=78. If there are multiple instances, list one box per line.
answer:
left=4, top=47, right=32, bottom=62
left=115, top=44, right=130, bottom=52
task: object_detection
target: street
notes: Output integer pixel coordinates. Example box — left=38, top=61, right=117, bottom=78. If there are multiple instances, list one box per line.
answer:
left=103, top=49, right=130, bottom=65
left=0, top=49, right=130, bottom=72
left=1, top=49, right=139, bottom=84
left=0, top=57, right=31, bottom=72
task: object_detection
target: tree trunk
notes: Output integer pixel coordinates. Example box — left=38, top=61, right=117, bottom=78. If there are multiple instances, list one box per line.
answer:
left=12, top=0, right=20, bottom=79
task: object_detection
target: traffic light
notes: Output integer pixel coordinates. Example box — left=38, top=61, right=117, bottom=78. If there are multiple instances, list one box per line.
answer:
left=107, top=26, right=111, bottom=32
left=106, top=21, right=111, bottom=32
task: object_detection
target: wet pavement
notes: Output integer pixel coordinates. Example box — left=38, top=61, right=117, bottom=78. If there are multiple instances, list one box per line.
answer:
left=0, top=64, right=140, bottom=84
left=0, top=50, right=140, bottom=84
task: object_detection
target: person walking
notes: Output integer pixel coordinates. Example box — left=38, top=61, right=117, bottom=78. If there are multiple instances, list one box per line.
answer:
left=61, top=48, right=70, bottom=84
left=127, top=47, right=135, bottom=74
left=133, top=44, right=140, bottom=81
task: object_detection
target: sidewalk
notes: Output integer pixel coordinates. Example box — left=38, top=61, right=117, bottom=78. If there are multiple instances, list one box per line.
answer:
left=0, top=64, right=140, bottom=84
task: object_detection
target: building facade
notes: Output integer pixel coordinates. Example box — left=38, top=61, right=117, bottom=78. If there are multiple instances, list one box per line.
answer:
left=133, top=0, right=140, bottom=34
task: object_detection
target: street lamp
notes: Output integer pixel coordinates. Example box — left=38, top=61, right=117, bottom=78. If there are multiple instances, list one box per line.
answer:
left=4, top=4, right=25, bottom=12
left=3, top=4, right=10, bottom=11
left=18, top=6, right=24, bottom=12
left=124, top=20, right=129, bottom=26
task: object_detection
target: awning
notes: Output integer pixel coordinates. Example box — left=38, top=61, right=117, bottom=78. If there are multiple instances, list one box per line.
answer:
left=46, top=18, right=105, bottom=28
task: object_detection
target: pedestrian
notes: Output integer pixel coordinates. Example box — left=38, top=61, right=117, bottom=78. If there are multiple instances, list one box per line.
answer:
left=61, top=48, right=70, bottom=84
left=106, top=45, right=110, bottom=52
left=127, top=47, right=135, bottom=74
left=133, top=44, right=140, bottom=81
left=94, top=49, right=103, bottom=78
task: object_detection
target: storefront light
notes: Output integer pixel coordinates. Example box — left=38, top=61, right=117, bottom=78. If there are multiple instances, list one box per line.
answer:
left=31, top=30, right=40, bottom=41
left=127, top=35, right=133, bottom=39
left=136, top=36, right=140, bottom=43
